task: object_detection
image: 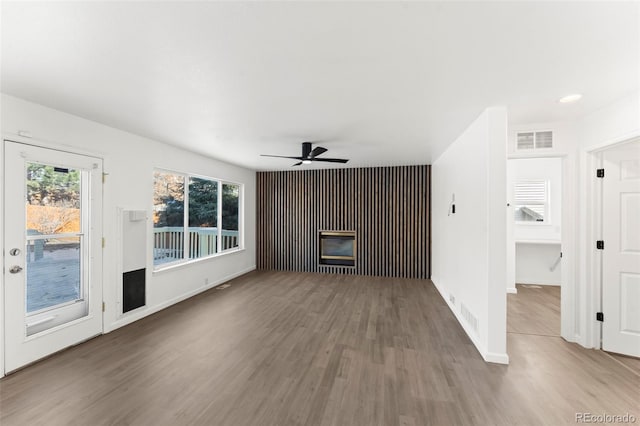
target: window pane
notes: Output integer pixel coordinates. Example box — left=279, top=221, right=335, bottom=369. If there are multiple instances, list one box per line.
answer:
left=26, top=163, right=81, bottom=235
left=26, top=236, right=82, bottom=313
left=514, top=206, right=545, bottom=222
left=188, top=177, right=218, bottom=259
left=514, top=180, right=547, bottom=222
left=153, top=171, right=185, bottom=265
left=222, top=183, right=240, bottom=250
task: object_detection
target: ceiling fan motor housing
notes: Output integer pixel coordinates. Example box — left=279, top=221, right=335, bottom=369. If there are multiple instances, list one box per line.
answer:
left=302, top=142, right=312, bottom=158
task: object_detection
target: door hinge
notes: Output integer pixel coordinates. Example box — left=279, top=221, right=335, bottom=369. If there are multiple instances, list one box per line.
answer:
left=596, top=168, right=605, bottom=178
left=596, top=240, right=604, bottom=250
left=102, top=237, right=106, bottom=248
left=102, top=172, right=108, bottom=183
left=560, top=252, right=563, bottom=258
left=102, top=302, right=106, bottom=312
left=596, top=312, right=604, bottom=322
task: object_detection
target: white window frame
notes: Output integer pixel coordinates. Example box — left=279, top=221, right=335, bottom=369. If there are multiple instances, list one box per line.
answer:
left=218, top=180, right=243, bottom=254
left=513, top=179, right=551, bottom=225
left=153, top=168, right=244, bottom=271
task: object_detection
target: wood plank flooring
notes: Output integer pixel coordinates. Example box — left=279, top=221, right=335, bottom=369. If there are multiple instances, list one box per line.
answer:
left=508, top=282, right=640, bottom=375
left=608, top=353, right=640, bottom=375
left=1, top=271, right=638, bottom=425
left=508, top=284, right=561, bottom=337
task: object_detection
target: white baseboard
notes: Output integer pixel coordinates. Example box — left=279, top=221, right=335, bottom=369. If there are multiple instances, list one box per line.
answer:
left=104, top=265, right=256, bottom=333
left=431, top=278, right=509, bottom=365
left=516, top=281, right=560, bottom=286
left=562, top=333, right=579, bottom=344
left=484, top=351, right=510, bottom=364
left=506, top=287, right=518, bottom=294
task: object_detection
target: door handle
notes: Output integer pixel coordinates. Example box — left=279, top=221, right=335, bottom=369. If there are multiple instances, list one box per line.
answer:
left=9, top=265, right=23, bottom=274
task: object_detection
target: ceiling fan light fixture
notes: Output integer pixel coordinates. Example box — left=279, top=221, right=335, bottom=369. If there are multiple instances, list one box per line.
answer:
left=260, top=142, right=348, bottom=166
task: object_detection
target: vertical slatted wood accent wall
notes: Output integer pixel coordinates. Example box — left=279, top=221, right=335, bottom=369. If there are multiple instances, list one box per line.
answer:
left=257, top=165, right=430, bottom=278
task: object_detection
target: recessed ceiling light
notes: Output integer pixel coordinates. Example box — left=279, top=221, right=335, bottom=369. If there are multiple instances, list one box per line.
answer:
left=302, top=160, right=312, bottom=165
left=559, top=94, right=582, bottom=103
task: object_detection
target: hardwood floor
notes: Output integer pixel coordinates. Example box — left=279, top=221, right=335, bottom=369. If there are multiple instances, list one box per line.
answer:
left=607, top=353, right=640, bottom=375
left=508, top=282, right=640, bottom=375
left=1, top=271, right=638, bottom=425
left=508, top=284, right=561, bottom=336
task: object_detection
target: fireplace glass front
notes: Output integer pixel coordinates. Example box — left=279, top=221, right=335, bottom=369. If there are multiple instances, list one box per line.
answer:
left=319, top=231, right=356, bottom=266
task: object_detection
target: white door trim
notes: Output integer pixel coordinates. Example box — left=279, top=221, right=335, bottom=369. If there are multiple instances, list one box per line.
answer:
left=1, top=135, right=105, bottom=377
left=584, top=131, right=640, bottom=350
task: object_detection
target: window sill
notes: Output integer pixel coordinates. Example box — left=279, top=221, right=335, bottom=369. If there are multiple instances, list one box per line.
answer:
left=152, top=247, right=245, bottom=274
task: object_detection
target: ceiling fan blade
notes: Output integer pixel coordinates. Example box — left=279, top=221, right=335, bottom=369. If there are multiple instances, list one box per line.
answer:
left=310, top=146, right=328, bottom=158
left=260, top=154, right=303, bottom=160
left=313, top=158, right=349, bottom=163
left=292, top=162, right=303, bottom=167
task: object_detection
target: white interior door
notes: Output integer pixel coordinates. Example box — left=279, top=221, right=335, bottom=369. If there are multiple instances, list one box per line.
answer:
left=602, top=138, right=640, bottom=357
left=3, top=141, right=103, bottom=373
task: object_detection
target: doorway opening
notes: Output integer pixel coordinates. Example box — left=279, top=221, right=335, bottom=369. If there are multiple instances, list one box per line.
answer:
left=507, top=157, right=563, bottom=337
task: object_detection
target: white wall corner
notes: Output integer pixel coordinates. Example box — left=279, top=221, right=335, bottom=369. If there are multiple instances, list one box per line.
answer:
left=432, top=278, right=490, bottom=361
left=483, top=352, right=510, bottom=364
left=433, top=277, right=510, bottom=365
left=486, top=106, right=508, bottom=360
left=431, top=106, right=509, bottom=365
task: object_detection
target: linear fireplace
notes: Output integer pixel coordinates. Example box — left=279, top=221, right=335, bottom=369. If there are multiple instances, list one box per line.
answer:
left=319, top=230, right=356, bottom=267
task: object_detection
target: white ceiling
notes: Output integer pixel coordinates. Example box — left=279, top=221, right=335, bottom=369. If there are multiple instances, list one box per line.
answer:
left=2, top=1, right=638, bottom=170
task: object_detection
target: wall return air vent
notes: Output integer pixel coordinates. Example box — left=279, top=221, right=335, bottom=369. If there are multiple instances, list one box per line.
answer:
left=516, top=130, right=553, bottom=150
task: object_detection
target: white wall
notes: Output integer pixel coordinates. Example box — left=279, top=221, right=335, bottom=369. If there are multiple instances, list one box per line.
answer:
left=431, top=106, right=508, bottom=364
left=0, top=94, right=256, bottom=375
left=508, top=120, right=577, bottom=157
left=577, top=92, right=640, bottom=150
left=515, top=243, right=561, bottom=285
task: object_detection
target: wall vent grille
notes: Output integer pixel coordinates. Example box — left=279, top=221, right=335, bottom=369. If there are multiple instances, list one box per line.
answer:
left=516, top=132, right=535, bottom=150
left=535, top=131, right=553, bottom=149
left=460, top=303, right=479, bottom=334
left=517, top=130, right=553, bottom=150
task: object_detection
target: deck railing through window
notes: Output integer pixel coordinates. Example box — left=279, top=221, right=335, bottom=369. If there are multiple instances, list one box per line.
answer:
left=153, top=227, right=239, bottom=265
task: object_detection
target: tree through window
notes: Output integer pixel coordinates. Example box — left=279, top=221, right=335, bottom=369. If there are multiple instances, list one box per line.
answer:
left=153, top=170, right=242, bottom=268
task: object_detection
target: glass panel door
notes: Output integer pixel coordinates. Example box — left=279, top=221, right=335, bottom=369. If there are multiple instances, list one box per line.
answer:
left=4, top=141, right=103, bottom=373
